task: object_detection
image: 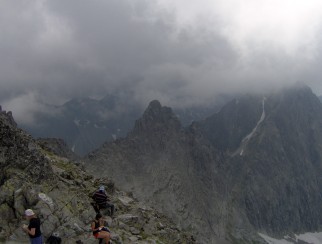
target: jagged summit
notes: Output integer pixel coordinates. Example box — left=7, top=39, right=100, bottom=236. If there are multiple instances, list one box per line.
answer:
left=130, top=100, right=182, bottom=136
left=0, top=106, right=17, bottom=127
left=147, top=99, right=162, bottom=110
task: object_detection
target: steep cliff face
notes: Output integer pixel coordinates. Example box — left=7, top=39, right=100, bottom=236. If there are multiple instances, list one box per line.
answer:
left=0, top=106, right=196, bottom=244
left=192, top=85, right=322, bottom=238
left=225, top=86, right=322, bottom=235
left=85, top=85, right=322, bottom=243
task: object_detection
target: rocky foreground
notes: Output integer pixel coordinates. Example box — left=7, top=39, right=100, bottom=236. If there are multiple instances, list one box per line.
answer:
left=0, top=107, right=196, bottom=244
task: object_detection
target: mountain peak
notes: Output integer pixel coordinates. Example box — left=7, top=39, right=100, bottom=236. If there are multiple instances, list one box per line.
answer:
left=130, top=100, right=182, bottom=137
left=0, top=106, right=17, bottom=127
left=147, top=99, right=162, bottom=110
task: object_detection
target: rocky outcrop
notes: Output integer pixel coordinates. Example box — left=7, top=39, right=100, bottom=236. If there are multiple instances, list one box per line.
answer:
left=0, top=107, right=196, bottom=243
left=36, top=137, right=79, bottom=161
left=0, top=109, right=53, bottom=185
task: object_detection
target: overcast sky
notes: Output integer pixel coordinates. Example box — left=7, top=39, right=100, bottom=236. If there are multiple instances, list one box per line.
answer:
left=1, top=0, right=322, bottom=123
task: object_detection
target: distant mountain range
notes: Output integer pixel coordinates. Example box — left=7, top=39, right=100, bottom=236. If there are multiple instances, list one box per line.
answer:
left=19, top=94, right=142, bottom=156
left=85, top=85, right=322, bottom=243
left=19, top=94, right=228, bottom=156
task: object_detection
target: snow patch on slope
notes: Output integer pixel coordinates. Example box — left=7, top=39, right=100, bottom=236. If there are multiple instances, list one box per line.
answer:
left=259, top=232, right=322, bottom=244
left=241, top=97, right=266, bottom=144
left=234, top=97, right=266, bottom=156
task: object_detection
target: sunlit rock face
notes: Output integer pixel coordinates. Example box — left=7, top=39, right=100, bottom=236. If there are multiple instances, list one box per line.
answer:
left=86, top=85, right=322, bottom=243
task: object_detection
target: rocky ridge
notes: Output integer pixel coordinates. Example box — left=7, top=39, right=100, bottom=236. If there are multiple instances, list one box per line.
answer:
left=0, top=106, right=196, bottom=243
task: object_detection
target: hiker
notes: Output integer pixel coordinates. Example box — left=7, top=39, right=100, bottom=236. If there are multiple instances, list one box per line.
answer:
left=22, top=209, right=43, bottom=244
left=91, top=213, right=111, bottom=243
left=92, top=186, right=115, bottom=216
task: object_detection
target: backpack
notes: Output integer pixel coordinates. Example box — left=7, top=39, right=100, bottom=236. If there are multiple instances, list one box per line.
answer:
left=46, top=235, right=62, bottom=244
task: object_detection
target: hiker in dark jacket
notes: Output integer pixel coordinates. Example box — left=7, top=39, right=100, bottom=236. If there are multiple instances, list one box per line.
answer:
left=22, top=209, right=43, bottom=244
left=92, top=186, right=115, bottom=216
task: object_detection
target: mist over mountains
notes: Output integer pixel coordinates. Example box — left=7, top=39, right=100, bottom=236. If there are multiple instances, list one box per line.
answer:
left=3, top=1, right=322, bottom=243
left=19, top=94, right=142, bottom=156
left=19, top=94, right=229, bottom=155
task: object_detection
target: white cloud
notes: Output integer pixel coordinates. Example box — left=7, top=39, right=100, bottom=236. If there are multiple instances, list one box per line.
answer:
left=158, top=0, right=322, bottom=58
left=1, top=0, right=322, bottom=123
left=2, top=92, right=49, bottom=125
